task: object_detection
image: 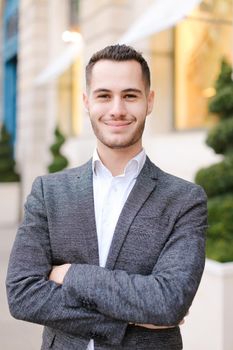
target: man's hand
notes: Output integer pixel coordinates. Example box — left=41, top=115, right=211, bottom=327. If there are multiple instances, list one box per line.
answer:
left=132, top=315, right=186, bottom=329
left=134, top=323, right=177, bottom=329
left=49, top=264, right=71, bottom=285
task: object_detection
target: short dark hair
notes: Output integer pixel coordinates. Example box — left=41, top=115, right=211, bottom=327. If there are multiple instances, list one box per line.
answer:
left=86, top=44, right=151, bottom=90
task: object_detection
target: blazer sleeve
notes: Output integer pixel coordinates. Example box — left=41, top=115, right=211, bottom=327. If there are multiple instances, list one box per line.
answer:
left=62, top=185, right=208, bottom=325
left=6, top=176, right=127, bottom=346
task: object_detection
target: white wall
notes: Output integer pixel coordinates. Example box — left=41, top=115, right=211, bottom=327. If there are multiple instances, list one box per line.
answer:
left=181, top=260, right=233, bottom=350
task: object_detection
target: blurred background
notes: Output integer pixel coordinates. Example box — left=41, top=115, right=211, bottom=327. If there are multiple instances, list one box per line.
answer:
left=0, top=0, right=233, bottom=349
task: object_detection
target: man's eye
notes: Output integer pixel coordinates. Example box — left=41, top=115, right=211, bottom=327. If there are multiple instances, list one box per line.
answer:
left=125, top=94, right=137, bottom=100
left=97, top=94, right=110, bottom=99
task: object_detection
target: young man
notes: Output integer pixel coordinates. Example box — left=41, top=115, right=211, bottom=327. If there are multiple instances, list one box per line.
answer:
left=6, top=45, right=207, bottom=350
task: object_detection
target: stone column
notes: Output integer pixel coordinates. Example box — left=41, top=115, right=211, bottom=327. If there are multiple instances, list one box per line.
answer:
left=17, top=0, right=49, bottom=202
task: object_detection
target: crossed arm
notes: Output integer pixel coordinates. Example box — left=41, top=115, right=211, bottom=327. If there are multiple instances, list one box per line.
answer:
left=49, top=264, right=183, bottom=329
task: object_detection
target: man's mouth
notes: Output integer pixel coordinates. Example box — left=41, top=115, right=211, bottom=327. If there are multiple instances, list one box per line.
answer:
left=104, top=120, right=132, bottom=127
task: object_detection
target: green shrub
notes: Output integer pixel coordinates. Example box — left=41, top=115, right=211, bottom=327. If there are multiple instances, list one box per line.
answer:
left=209, top=86, right=233, bottom=118
left=195, top=157, right=233, bottom=197
left=209, top=59, right=233, bottom=118
left=195, top=59, right=233, bottom=262
left=0, top=125, right=20, bottom=182
left=215, top=59, right=232, bottom=90
left=48, top=127, right=69, bottom=173
left=206, top=195, right=233, bottom=262
left=206, top=118, right=233, bottom=154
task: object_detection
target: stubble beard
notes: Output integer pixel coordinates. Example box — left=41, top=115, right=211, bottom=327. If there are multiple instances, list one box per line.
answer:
left=90, top=118, right=146, bottom=150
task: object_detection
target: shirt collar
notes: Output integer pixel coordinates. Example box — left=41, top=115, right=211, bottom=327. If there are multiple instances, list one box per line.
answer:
left=92, top=149, right=146, bottom=179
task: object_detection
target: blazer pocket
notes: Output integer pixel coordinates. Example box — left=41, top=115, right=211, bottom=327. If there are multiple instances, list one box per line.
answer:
left=116, top=216, right=170, bottom=273
left=42, top=328, right=89, bottom=350
left=130, top=214, right=169, bottom=232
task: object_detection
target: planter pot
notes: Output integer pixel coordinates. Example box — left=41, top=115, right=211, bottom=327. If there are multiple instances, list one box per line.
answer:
left=181, top=259, right=233, bottom=350
left=0, top=182, right=21, bottom=226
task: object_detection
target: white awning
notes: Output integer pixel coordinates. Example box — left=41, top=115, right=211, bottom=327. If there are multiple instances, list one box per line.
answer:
left=119, top=0, right=202, bottom=44
left=35, top=42, right=83, bottom=85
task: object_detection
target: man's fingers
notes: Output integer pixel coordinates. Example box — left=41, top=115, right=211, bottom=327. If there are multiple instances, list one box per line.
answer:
left=134, top=323, right=176, bottom=329
left=48, top=264, right=71, bottom=284
left=132, top=317, right=186, bottom=330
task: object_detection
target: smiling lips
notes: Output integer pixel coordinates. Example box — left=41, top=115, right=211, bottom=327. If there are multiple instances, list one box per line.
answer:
left=104, top=119, right=133, bottom=128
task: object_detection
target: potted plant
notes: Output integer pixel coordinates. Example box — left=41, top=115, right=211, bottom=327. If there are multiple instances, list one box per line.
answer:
left=48, top=127, right=69, bottom=173
left=181, top=60, right=233, bottom=350
left=0, top=124, right=21, bottom=225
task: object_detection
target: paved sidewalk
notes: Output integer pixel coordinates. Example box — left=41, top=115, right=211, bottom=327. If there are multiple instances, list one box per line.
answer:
left=0, top=225, right=42, bottom=349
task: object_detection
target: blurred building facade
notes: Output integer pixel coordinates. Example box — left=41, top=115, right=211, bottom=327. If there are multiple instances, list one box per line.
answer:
left=1, top=0, right=232, bottom=202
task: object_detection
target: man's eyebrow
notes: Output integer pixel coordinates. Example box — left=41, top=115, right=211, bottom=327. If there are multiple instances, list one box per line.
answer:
left=93, top=89, right=111, bottom=94
left=122, top=88, right=143, bottom=94
left=92, top=88, right=143, bottom=95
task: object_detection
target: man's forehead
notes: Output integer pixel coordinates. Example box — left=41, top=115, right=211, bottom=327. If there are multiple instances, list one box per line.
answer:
left=91, top=59, right=141, bottom=72
left=89, top=60, right=145, bottom=88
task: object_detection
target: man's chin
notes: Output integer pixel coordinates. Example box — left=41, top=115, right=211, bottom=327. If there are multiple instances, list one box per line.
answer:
left=101, top=138, right=140, bottom=150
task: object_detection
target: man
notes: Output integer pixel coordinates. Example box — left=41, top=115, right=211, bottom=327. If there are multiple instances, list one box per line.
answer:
left=6, top=44, right=207, bottom=349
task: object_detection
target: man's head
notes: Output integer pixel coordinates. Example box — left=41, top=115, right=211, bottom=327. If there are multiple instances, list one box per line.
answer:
left=86, top=44, right=151, bottom=92
left=83, top=44, right=154, bottom=154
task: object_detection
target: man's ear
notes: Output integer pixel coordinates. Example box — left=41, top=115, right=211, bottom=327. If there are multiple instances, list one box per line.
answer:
left=83, top=92, right=89, bottom=111
left=147, top=90, right=155, bottom=115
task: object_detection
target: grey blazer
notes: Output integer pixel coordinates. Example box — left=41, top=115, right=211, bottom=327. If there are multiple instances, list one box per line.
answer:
left=6, top=157, right=207, bottom=349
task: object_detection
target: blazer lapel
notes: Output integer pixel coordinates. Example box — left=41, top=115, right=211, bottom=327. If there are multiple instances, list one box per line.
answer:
left=105, top=157, right=158, bottom=270
left=74, top=160, right=99, bottom=265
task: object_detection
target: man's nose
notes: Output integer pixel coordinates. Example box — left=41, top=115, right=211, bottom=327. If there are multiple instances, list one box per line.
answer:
left=110, top=97, right=127, bottom=118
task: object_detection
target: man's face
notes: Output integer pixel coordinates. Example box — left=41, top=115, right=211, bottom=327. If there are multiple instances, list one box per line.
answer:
left=83, top=59, right=154, bottom=151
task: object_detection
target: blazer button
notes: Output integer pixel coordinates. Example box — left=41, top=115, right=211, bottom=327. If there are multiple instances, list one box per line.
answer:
left=81, top=298, right=90, bottom=308
left=81, top=298, right=97, bottom=309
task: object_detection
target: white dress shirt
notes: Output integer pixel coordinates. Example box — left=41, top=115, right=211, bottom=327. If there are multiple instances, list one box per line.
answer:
left=86, top=148, right=146, bottom=350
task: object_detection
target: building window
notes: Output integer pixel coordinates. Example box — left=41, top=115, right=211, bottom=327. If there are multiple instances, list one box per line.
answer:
left=175, top=0, right=233, bottom=130
left=3, top=0, right=19, bottom=143
left=56, top=0, right=82, bottom=137
left=57, top=57, right=83, bottom=137
left=5, top=7, right=18, bottom=40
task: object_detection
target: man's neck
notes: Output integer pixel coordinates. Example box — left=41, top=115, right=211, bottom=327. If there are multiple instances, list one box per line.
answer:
left=96, top=143, right=143, bottom=176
